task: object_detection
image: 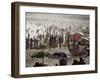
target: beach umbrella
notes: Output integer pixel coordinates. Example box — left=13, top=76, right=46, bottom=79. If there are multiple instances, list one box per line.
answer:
left=48, top=52, right=68, bottom=65
left=48, top=52, right=68, bottom=60
left=31, top=51, right=50, bottom=64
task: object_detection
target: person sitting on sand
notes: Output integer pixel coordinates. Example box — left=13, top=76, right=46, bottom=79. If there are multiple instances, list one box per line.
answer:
left=72, top=58, right=85, bottom=65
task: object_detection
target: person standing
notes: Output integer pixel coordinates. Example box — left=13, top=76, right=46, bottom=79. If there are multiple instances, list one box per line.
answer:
left=30, top=38, right=33, bottom=49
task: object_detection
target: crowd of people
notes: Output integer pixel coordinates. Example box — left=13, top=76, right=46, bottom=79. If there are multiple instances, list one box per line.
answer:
left=26, top=25, right=69, bottom=49
left=26, top=24, right=89, bottom=67
left=26, top=24, right=89, bottom=51
left=33, top=57, right=86, bottom=67
left=26, top=34, right=67, bottom=49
